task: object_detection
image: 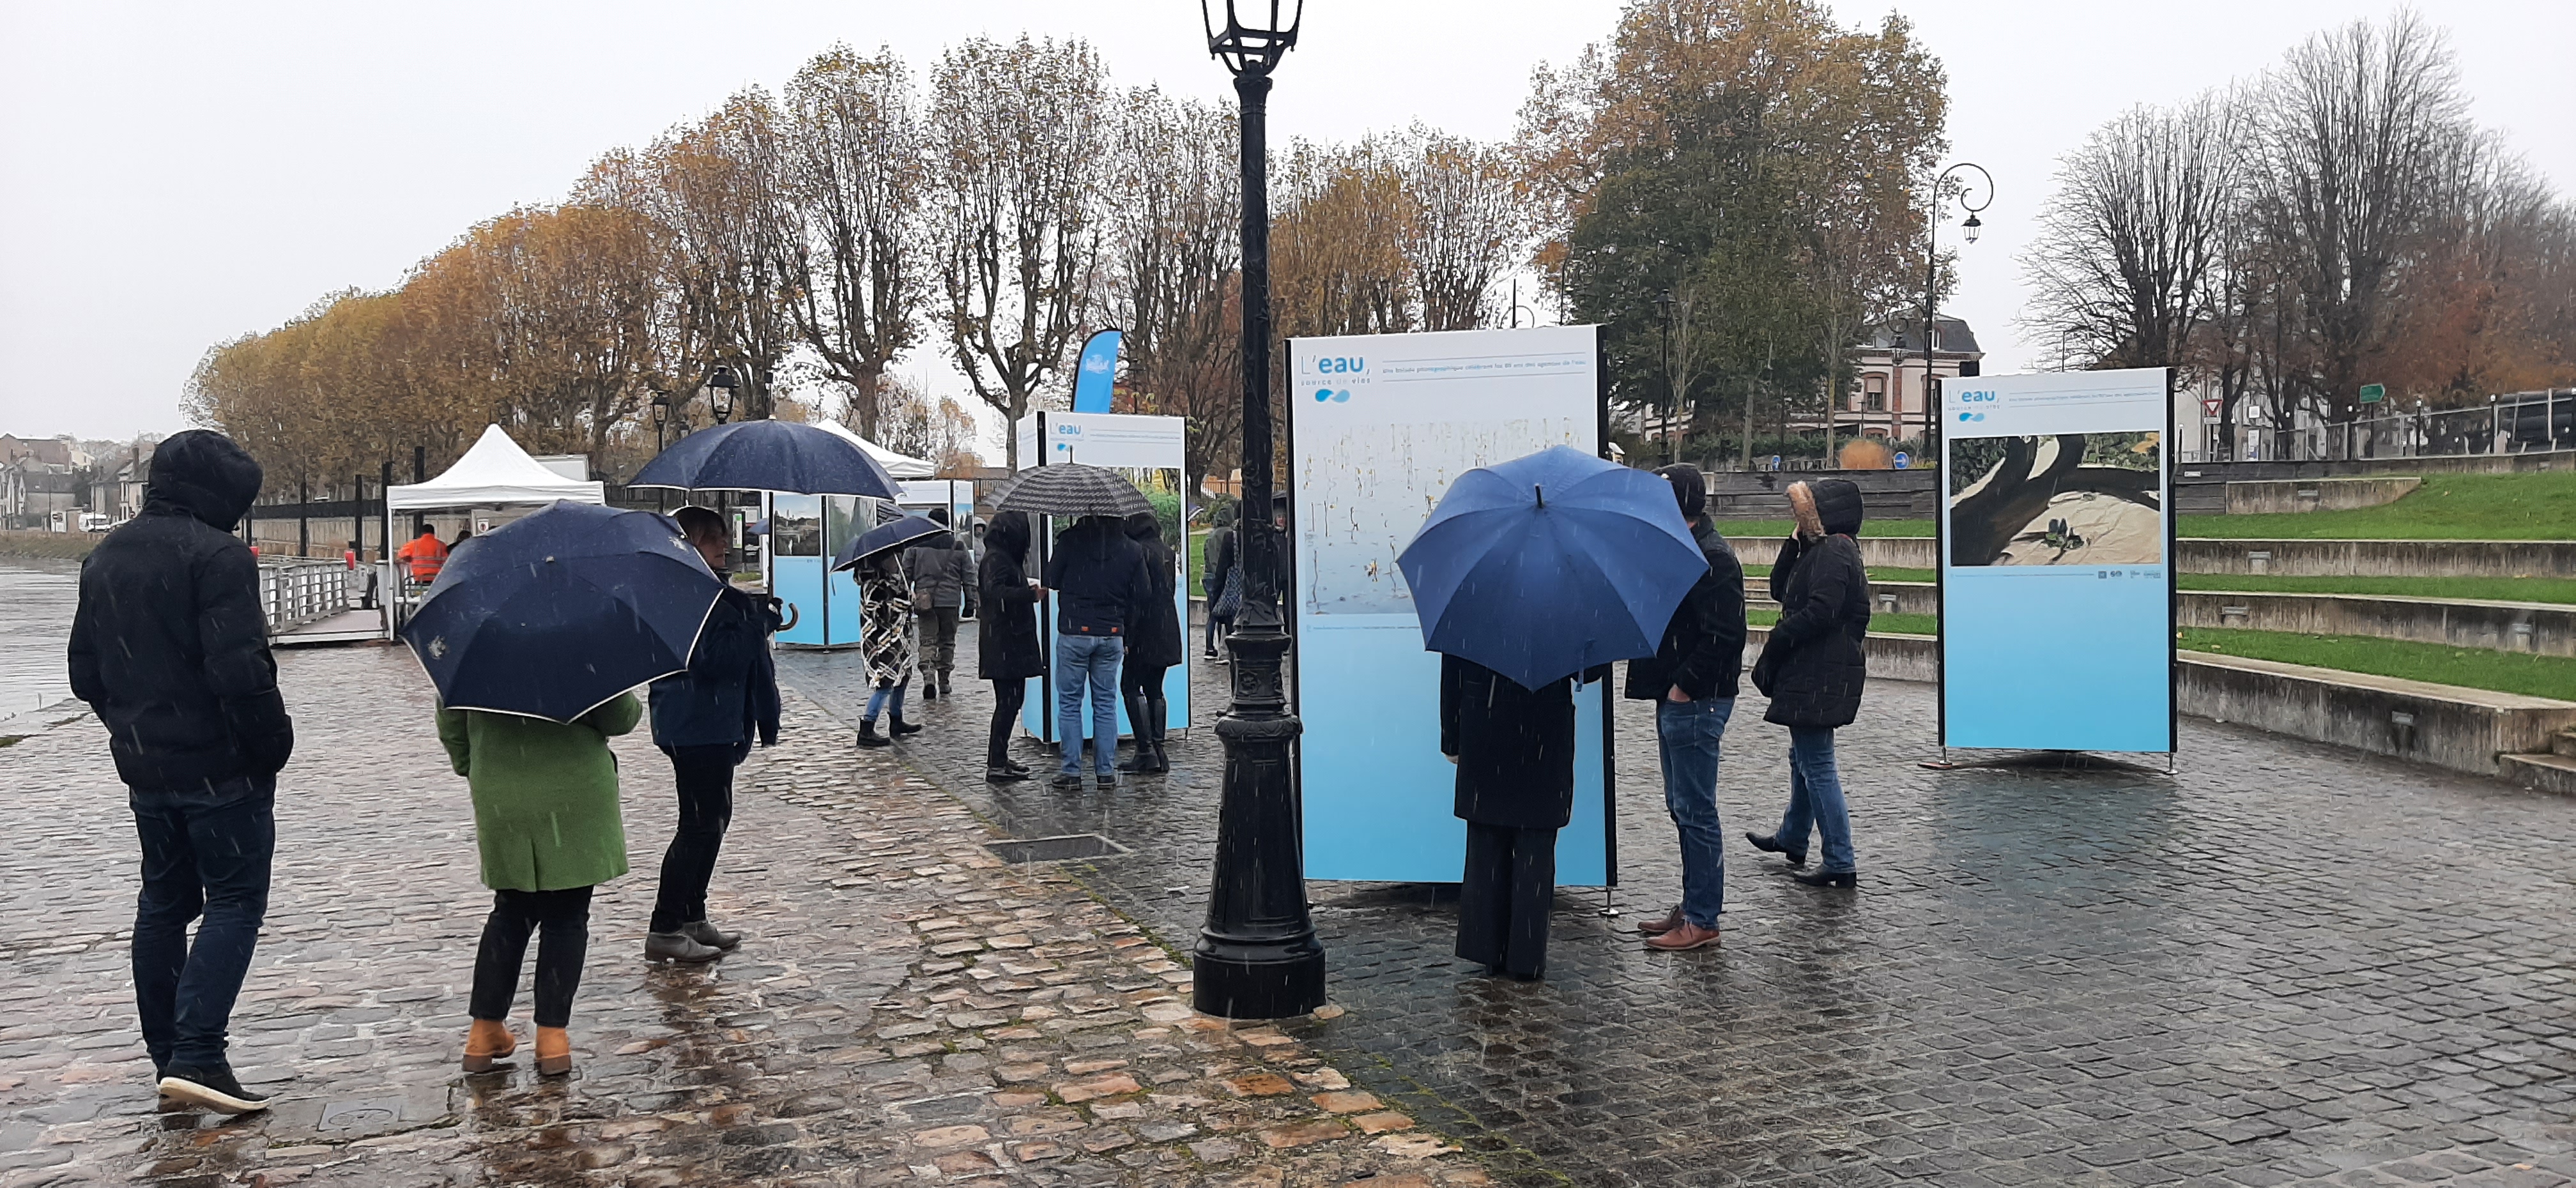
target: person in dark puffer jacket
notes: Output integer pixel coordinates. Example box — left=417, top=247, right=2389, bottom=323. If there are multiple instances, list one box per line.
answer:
left=1745, top=478, right=1871, bottom=888
left=1626, top=464, right=1747, bottom=952
left=68, top=430, right=291, bottom=1115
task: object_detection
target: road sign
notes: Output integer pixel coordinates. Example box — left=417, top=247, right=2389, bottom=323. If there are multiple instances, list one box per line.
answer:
left=1892, top=452, right=1911, bottom=470
left=2202, top=398, right=2221, bottom=418
left=2359, top=383, right=2385, bottom=404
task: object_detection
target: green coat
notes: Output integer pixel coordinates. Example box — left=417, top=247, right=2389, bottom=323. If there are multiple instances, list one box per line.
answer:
left=436, top=694, right=641, bottom=892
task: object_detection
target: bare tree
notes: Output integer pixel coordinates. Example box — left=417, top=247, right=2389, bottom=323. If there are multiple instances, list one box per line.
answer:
left=1104, top=88, right=1239, bottom=498
left=777, top=46, right=924, bottom=442
left=1398, top=126, right=1528, bottom=331
left=927, top=36, right=1111, bottom=469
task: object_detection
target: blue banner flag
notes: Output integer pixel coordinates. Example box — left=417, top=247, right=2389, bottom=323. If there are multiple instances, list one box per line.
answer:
left=1070, top=328, right=1123, bottom=413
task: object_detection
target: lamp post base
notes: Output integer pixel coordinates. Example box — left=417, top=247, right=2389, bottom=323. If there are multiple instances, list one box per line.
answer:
left=1193, top=941, right=1326, bottom=1021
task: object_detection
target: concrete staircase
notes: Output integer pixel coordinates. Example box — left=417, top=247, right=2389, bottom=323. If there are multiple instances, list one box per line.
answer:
left=2501, top=729, right=2576, bottom=796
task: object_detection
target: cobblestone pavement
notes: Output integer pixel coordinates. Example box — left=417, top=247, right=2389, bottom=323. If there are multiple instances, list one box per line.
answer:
left=778, top=622, right=2576, bottom=1188
left=0, top=645, right=1488, bottom=1187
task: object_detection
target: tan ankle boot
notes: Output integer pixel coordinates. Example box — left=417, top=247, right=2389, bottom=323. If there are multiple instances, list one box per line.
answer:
left=534, top=1026, right=572, bottom=1076
left=462, top=1019, right=516, bottom=1072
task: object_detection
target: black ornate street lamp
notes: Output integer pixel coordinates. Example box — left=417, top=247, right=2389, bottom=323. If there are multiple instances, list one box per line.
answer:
left=1922, top=162, right=1992, bottom=458
left=1194, top=0, right=1325, bottom=1021
left=707, top=366, right=738, bottom=425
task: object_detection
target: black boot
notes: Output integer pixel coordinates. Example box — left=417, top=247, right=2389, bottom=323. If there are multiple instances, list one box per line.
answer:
left=856, top=720, right=889, bottom=749
left=1790, top=868, right=1859, bottom=889
left=891, top=712, right=923, bottom=738
left=1144, top=693, right=1170, bottom=773
left=986, top=763, right=1029, bottom=783
left=1116, top=689, right=1153, bottom=772
left=1745, top=831, right=1808, bottom=868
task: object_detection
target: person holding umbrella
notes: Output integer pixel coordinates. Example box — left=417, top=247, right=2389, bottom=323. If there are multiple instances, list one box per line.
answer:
left=988, top=463, right=1156, bottom=789
left=1116, top=510, right=1183, bottom=774
left=976, top=512, right=1043, bottom=783
left=1746, top=478, right=1871, bottom=888
left=403, top=501, right=728, bottom=1077
left=852, top=547, right=921, bottom=748
left=642, top=506, right=783, bottom=965
left=1398, top=446, right=1709, bottom=980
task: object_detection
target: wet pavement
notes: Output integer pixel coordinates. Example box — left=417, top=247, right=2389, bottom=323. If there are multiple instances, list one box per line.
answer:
left=0, top=645, right=1483, bottom=1187
left=0, top=561, right=78, bottom=720
left=777, top=623, right=2576, bottom=1188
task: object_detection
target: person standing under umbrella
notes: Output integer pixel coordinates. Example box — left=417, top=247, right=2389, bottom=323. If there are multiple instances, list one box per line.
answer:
left=853, top=550, right=922, bottom=748
left=1443, top=656, right=1611, bottom=980
left=1746, top=478, right=1871, bottom=888
left=1632, top=464, right=1747, bottom=953
left=642, top=506, right=781, bottom=964
left=1041, top=514, right=1150, bottom=789
left=1117, top=510, right=1183, bottom=774
left=976, top=512, right=1043, bottom=782
left=440, top=689, right=642, bottom=1076
left=903, top=509, right=970, bottom=701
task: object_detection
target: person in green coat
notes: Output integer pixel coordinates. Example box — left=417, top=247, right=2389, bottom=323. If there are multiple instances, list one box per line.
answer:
left=436, top=692, right=640, bottom=1076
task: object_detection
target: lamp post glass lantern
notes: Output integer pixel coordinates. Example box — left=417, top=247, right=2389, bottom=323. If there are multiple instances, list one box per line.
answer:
left=1194, top=0, right=1326, bottom=1021
left=1923, top=162, right=1993, bottom=455
left=707, top=366, right=737, bottom=425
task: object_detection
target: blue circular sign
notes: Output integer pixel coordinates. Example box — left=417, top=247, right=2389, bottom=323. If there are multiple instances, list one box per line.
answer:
left=1893, top=452, right=1912, bottom=469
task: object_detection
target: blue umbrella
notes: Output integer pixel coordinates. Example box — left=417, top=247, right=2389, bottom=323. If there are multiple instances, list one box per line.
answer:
left=832, top=515, right=948, bottom=572
left=401, top=501, right=724, bottom=722
left=631, top=420, right=899, bottom=498
left=1395, top=445, right=1706, bottom=689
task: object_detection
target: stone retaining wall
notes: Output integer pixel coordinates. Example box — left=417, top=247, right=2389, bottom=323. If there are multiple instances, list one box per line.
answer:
left=2177, top=538, right=2576, bottom=578
left=2223, top=476, right=2420, bottom=515
left=2179, top=590, right=2576, bottom=656
left=1732, top=535, right=1936, bottom=571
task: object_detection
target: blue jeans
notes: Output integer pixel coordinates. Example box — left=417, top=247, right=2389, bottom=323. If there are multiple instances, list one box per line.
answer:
left=864, top=680, right=908, bottom=722
left=1776, top=726, right=1856, bottom=874
left=131, top=774, right=276, bottom=1071
left=1055, top=634, right=1124, bottom=775
left=1655, top=696, right=1734, bottom=928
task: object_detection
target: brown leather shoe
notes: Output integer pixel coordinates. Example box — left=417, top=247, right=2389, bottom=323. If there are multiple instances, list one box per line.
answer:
left=462, top=1019, right=516, bottom=1072
left=1635, top=906, right=1683, bottom=936
left=534, top=1026, right=573, bottom=1076
left=1645, top=922, right=1722, bottom=951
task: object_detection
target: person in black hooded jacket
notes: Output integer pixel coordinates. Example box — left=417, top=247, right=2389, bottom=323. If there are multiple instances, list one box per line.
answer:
left=976, top=512, right=1045, bottom=782
left=1117, top=511, right=1183, bottom=774
left=1745, top=478, right=1871, bottom=888
left=67, top=429, right=291, bottom=1115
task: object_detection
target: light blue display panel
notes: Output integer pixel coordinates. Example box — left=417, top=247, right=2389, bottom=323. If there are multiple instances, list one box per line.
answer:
left=1938, top=368, right=2175, bottom=754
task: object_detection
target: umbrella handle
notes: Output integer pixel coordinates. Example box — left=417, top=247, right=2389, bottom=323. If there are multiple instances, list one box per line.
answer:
left=771, top=598, right=799, bottom=633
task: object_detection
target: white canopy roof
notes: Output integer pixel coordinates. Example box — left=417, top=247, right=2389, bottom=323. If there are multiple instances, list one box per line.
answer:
left=388, top=424, right=607, bottom=511
left=809, top=420, right=935, bottom=480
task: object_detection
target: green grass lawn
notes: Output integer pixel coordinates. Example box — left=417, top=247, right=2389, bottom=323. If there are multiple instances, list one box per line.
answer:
left=2176, top=471, right=2576, bottom=540
left=2179, top=628, right=2576, bottom=700
left=1714, top=519, right=1935, bottom=538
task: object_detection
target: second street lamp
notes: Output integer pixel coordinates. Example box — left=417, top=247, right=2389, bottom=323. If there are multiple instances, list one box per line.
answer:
left=1921, top=162, right=1993, bottom=457
left=1193, top=0, right=1326, bottom=1022
left=707, top=366, right=738, bottom=425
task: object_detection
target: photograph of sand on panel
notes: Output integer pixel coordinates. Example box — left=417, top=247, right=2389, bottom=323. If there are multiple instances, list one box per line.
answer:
left=1295, top=417, right=1590, bottom=614
left=1947, top=432, right=2163, bottom=567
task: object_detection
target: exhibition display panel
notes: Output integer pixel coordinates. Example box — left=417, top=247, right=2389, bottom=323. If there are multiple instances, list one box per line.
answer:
left=1938, top=367, right=2177, bottom=754
left=1285, top=325, right=1617, bottom=885
left=1011, top=411, right=1192, bottom=745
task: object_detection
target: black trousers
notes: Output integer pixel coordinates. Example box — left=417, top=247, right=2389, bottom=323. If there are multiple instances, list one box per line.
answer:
left=470, top=886, right=594, bottom=1028
left=1205, top=609, right=1231, bottom=654
left=988, top=678, right=1026, bottom=766
left=651, top=745, right=738, bottom=933
left=1457, top=822, right=1557, bottom=979
left=1120, top=664, right=1167, bottom=706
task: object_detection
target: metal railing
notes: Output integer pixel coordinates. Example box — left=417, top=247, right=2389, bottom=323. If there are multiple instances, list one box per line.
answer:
left=2188, top=388, right=2575, bottom=463
left=257, top=560, right=353, bottom=634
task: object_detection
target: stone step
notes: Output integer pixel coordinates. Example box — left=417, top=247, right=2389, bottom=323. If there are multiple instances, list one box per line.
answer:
left=2500, top=751, right=2576, bottom=796
left=2556, top=729, right=2576, bottom=759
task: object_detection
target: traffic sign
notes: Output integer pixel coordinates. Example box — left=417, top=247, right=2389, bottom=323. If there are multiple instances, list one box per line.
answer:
left=2202, top=397, right=2221, bottom=418
left=2359, top=383, right=2385, bottom=404
left=1892, top=452, right=1911, bottom=470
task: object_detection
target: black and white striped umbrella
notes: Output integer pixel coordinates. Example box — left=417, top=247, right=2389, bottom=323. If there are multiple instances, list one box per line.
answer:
left=992, top=464, right=1153, bottom=518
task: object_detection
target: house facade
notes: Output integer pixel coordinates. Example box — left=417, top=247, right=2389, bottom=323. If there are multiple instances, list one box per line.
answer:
left=1830, top=316, right=1984, bottom=442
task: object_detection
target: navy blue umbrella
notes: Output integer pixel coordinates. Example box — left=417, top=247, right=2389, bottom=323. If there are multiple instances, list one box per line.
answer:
left=631, top=420, right=899, bottom=498
left=1395, top=445, right=1706, bottom=689
left=400, top=501, right=724, bottom=722
left=834, top=515, right=947, bottom=572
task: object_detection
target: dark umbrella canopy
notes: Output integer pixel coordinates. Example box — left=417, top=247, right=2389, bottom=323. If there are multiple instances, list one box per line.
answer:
left=992, top=463, right=1152, bottom=518
left=1395, top=445, right=1706, bottom=689
left=833, top=515, right=947, bottom=572
left=401, top=501, right=724, bottom=722
left=631, top=420, right=898, bottom=498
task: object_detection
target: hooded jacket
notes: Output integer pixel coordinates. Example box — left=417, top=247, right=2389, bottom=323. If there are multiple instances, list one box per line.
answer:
left=647, top=582, right=783, bottom=755
left=903, top=532, right=972, bottom=613
left=977, top=512, right=1045, bottom=680
left=1751, top=478, right=1871, bottom=729
left=1121, top=513, right=1184, bottom=669
left=67, top=430, right=295, bottom=790
left=1041, top=516, right=1151, bottom=638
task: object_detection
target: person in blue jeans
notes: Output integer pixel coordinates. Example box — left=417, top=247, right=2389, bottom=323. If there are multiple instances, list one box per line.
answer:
left=1043, top=514, right=1151, bottom=789
left=1627, top=464, right=1748, bottom=952
left=1747, top=479, right=1871, bottom=887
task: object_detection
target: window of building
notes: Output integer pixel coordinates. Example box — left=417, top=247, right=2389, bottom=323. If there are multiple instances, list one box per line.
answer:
left=1864, top=374, right=1887, bottom=413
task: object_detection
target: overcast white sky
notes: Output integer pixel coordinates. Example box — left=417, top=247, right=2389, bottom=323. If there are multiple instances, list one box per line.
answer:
left=2, top=1, right=2568, bottom=446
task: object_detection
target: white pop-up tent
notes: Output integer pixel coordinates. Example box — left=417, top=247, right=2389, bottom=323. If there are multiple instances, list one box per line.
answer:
left=809, top=420, right=935, bottom=479
left=388, top=424, right=607, bottom=510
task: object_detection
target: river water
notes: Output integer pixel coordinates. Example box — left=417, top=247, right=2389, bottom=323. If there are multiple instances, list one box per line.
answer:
left=0, top=560, right=79, bottom=716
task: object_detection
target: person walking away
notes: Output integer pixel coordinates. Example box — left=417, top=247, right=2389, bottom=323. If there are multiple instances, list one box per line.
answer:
left=438, top=691, right=640, bottom=1076
left=1117, top=511, right=1184, bottom=774
left=395, top=524, right=447, bottom=588
left=67, top=430, right=292, bottom=1115
left=853, top=551, right=921, bottom=747
left=1746, top=478, right=1871, bottom=888
left=976, top=512, right=1045, bottom=782
left=903, top=510, right=970, bottom=701
left=1042, top=514, right=1149, bottom=789
left=1627, top=464, right=1747, bottom=952
left=1201, top=506, right=1238, bottom=661
left=643, top=506, right=782, bottom=964
left=1441, top=654, right=1609, bottom=980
